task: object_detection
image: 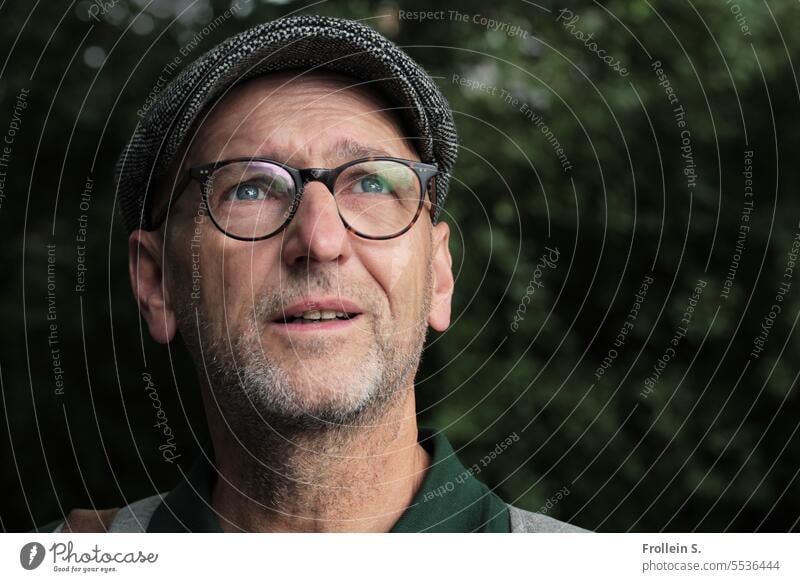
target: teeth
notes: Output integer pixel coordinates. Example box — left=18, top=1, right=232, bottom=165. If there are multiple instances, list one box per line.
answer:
left=298, top=310, right=342, bottom=320
left=283, top=309, right=355, bottom=322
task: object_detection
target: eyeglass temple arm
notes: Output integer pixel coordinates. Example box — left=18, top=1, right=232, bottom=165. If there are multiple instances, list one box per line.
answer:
left=426, top=174, right=439, bottom=218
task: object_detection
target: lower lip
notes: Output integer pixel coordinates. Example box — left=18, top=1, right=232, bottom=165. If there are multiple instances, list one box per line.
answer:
left=270, top=314, right=362, bottom=332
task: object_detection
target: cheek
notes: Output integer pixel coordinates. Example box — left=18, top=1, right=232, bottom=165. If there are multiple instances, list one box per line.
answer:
left=360, top=238, right=428, bottom=315
left=193, top=242, right=274, bottom=330
left=385, top=247, right=412, bottom=295
left=164, top=224, right=201, bottom=301
left=221, top=248, right=275, bottom=317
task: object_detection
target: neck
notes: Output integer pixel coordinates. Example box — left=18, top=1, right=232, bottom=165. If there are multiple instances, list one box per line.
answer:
left=203, top=387, right=431, bottom=532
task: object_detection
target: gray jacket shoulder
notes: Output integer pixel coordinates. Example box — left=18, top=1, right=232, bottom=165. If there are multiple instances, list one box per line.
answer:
left=44, top=497, right=588, bottom=533
left=46, top=493, right=164, bottom=533
left=107, top=493, right=163, bottom=532
left=508, top=504, right=591, bottom=533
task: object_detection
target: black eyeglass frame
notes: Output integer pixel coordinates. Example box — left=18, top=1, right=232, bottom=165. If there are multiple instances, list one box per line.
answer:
left=151, top=156, right=440, bottom=241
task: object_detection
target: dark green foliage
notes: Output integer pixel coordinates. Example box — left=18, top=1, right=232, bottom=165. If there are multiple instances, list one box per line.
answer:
left=1, top=0, right=797, bottom=532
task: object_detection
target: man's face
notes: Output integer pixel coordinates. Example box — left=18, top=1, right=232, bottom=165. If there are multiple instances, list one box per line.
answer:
left=131, top=72, right=454, bottom=428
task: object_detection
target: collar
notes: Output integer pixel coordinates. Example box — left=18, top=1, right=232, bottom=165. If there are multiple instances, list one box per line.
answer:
left=147, top=426, right=510, bottom=532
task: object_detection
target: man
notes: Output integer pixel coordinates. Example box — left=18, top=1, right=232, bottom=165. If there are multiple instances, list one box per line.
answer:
left=40, top=15, right=587, bottom=533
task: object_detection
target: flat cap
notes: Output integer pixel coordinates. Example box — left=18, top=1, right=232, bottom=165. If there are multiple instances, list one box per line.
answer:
left=115, top=14, right=458, bottom=233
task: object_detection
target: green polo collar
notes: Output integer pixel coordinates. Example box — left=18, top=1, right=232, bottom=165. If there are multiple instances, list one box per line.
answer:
left=147, top=426, right=510, bottom=532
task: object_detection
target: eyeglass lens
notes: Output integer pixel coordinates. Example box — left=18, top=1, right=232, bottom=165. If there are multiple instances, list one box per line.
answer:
left=204, top=160, right=422, bottom=239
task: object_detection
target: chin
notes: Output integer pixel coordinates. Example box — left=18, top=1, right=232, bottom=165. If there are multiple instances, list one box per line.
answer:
left=285, top=376, right=369, bottom=410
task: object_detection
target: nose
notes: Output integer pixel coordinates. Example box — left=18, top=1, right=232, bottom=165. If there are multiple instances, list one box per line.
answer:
left=279, top=181, right=353, bottom=267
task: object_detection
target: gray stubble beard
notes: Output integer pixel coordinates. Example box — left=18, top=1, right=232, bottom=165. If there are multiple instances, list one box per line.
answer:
left=175, top=266, right=433, bottom=510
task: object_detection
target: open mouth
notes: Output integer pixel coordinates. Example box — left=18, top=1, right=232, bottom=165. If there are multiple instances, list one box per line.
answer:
left=273, top=310, right=362, bottom=325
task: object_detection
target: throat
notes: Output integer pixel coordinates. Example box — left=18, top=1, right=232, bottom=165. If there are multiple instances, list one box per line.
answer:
left=209, top=411, right=423, bottom=532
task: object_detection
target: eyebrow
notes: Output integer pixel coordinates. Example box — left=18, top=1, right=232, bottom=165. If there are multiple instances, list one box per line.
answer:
left=327, top=137, right=396, bottom=162
left=195, top=137, right=403, bottom=168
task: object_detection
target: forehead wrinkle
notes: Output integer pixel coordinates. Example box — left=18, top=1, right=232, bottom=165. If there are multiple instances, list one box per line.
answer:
left=189, top=73, right=418, bottom=166
left=195, top=116, right=416, bottom=167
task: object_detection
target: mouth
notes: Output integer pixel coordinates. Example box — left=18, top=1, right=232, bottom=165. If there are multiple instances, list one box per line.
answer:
left=269, top=299, right=363, bottom=332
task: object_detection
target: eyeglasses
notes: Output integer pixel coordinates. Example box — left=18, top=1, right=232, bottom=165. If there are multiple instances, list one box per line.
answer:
left=152, top=156, right=440, bottom=241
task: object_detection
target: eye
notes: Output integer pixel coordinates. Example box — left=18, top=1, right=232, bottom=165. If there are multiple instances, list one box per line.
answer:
left=226, top=182, right=266, bottom=202
left=353, top=174, right=391, bottom=194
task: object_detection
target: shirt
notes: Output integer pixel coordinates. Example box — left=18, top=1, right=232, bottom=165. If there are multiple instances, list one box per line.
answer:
left=146, top=426, right=511, bottom=532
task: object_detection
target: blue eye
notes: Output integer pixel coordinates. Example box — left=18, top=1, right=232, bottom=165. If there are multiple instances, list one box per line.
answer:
left=355, top=174, right=390, bottom=194
left=231, top=183, right=264, bottom=201
left=218, top=174, right=294, bottom=205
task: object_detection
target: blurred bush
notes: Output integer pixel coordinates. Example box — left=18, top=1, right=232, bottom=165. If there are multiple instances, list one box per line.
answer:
left=1, top=0, right=798, bottom=531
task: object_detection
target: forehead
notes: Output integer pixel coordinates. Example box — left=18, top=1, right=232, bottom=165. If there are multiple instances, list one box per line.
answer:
left=187, top=71, right=418, bottom=165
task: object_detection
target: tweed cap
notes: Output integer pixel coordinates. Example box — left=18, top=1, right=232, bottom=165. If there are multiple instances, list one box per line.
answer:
left=115, top=14, right=458, bottom=233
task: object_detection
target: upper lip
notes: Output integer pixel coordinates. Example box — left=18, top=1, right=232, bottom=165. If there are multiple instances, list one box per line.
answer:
left=271, top=297, right=364, bottom=322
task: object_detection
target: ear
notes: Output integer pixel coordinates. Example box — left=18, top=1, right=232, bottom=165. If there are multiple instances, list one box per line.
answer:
left=427, top=221, right=454, bottom=332
left=128, top=229, right=177, bottom=344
